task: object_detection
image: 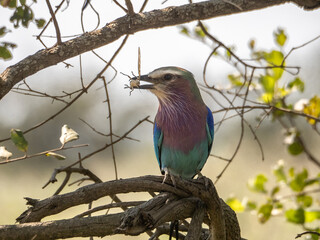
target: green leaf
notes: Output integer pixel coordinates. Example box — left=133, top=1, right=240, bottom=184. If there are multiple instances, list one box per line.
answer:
left=303, top=95, right=320, bottom=125
left=10, top=129, right=28, bottom=152
left=264, top=50, right=284, bottom=66
left=259, top=75, right=275, bottom=93
left=35, top=18, right=45, bottom=28
left=261, top=93, right=274, bottom=103
left=248, top=174, right=268, bottom=193
left=45, top=152, right=66, bottom=160
left=226, top=197, right=245, bottom=212
left=9, top=0, right=17, bottom=8
left=285, top=208, right=305, bottom=224
left=305, top=211, right=320, bottom=223
left=278, top=87, right=290, bottom=98
left=288, top=141, right=304, bottom=156
left=271, top=186, right=280, bottom=197
left=289, top=167, right=295, bottom=178
left=273, top=162, right=287, bottom=183
left=194, top=26, right=206, bottom=39
left=311, top=232, right=320, bottom=240
left=19, top=0, right=26, bottom=5
left=305, top=178, right=320, bottom=187
left=228, top=74, right=243, bottom=87
left=245, top=200, right=257, bottom=210
left=0, top=26, right=10, bottom=36
left=0, top=46, right=12, bottom=60
left=288, top=77, right=304, bottom=92
left=248, top=39, right=255, bottom=50
left=274, top=202, right=283, bottom=210
left=274, top=28, right=287, bottom=47
left=59, top=125, right=79, bottom=145
left=297, top=195, right=313, bottom=208
left=264, top=50, right=284, bottom=80
left=179, top=26, right=189, bottom=36
left=289, top=169, right=308, bottom=192
left=10, top=5, right=34, bottom=28
left=1, top=41, right=17, bottom=48
left=258, top=203, right=273, bottom=223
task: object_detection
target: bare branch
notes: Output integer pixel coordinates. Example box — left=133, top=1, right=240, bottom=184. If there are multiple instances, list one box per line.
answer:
left=9, top=176, right=241, bottom=239
left=1, top=0, right=319, bottom=100
left=0, top=143, right=88, bottom=165
left=0, top=35, right=129, bottom=143
left=45, top=0, right=62, bottom=45
left=295, top=231, right=320, bottom=239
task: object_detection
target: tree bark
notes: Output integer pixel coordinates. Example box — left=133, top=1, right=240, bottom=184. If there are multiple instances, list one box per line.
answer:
left=0, top=175, right=242, bottom=239
left=0, top=0, right=319, bottom=100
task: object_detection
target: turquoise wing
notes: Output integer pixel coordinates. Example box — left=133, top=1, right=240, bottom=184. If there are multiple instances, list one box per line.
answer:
left=206, top=106, right=214, bottom=156
left=153, top=121, right=163, bottom=170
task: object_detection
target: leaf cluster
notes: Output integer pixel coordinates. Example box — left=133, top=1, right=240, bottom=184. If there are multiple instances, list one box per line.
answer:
left=0, top=0, right=46, bottom=60
left=180, top=25, right=320, bottom=239
left=228, top=161, right=320, bottom=239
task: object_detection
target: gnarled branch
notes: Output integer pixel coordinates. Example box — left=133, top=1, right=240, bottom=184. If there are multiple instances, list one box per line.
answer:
left=0, top=175, right=243, bottom=240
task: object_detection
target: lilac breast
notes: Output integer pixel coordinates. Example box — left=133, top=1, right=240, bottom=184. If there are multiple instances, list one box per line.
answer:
left=156, top=99, right=207, bottom=153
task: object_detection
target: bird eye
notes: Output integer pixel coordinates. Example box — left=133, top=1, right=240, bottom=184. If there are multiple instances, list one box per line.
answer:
left=163, top=74, right=173, bottom=81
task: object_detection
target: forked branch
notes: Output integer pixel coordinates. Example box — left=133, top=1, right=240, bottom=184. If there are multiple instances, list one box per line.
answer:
left=3, top=175, right=243, bottom=240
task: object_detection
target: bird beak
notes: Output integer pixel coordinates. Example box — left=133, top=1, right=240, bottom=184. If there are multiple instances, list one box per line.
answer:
left=131, top=75, right=157, bottom=90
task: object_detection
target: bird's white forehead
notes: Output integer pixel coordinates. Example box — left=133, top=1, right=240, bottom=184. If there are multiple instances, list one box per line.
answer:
left=148, top=68, right=184, bottom=78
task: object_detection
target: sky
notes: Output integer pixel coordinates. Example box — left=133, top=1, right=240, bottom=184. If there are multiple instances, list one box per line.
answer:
left=0, top=1, right=320, bottom=239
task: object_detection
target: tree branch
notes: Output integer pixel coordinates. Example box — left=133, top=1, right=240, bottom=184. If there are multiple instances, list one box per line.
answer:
left=1, top=195, right=198, bottom=240
left=8, top=175, right=242, bottom=240
left=1, top=0, right=319, bottom=100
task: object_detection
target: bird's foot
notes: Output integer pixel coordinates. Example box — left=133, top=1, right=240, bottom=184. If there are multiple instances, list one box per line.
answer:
left=162, top=168, right=177, bottom=187
left=197, top=172, right=212, bottom=190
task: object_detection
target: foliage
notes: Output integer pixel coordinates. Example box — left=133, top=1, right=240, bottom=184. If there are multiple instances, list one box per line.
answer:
left=181, top=25, right=320, bottom=239
left=228, top=160, right=320, bottom=239
left=0, top=0, right=45, bottom=60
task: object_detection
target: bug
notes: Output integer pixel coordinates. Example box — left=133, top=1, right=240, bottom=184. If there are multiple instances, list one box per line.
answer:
left=123, top=73, right=140, bottom=95
left=123, top=47, right=141, bottom=95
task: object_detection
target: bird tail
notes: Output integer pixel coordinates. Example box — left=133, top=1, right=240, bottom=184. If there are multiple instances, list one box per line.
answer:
left=169, top=220, right=179, bottom=240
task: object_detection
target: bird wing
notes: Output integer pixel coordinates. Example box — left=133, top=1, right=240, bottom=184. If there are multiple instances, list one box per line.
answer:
left=153, top=121, right=163, bottom=169
left=205, top=106, right=214, bottom=156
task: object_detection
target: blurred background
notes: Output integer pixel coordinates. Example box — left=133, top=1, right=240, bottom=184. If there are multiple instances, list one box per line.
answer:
left=0, top=1, right=320, bottom=239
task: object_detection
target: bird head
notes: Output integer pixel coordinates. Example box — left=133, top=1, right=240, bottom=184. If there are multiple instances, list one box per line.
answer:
left=132, top=66, right=203, bottom=104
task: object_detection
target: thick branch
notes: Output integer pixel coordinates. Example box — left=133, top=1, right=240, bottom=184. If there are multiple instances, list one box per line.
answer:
left=1, top=194, right=199, bottom=240
left=0, top=213, right=123, bottom=240
left=1, top=176, right=242, bottom=239
left=16, top=175, right=188, bottom=223
left=0, top=0, right=319, bottom=99
left=12, top=175, right=242, bottom=239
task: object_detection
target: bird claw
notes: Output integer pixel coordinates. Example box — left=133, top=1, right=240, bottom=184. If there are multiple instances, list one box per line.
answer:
left=162, top=168, right=177, bottom=187
left=197, top=172, right=211, bottom=190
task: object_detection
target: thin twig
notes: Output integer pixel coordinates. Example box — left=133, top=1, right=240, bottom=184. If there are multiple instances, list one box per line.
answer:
left=64, top=116, right=149, bottom=169
left=125, top=0, right=135, bottom=15
left=45, top=0, right=62, bottom=45
left=101, top=76, right=118, bottom=180
left=0, top=144, right=88, bottom=165
left=295, top=231, right=320, bottom=239
left=0, top=35, right=130, bottom=144
left=79, top=118, right=140, bottom=142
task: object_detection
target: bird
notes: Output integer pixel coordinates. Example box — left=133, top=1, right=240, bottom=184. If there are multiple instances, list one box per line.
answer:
left=132, top=66, right=214, bottom=181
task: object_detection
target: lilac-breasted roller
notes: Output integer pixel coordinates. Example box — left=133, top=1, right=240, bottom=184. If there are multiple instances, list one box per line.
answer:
left=133, top=66, right=214, bottom=179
